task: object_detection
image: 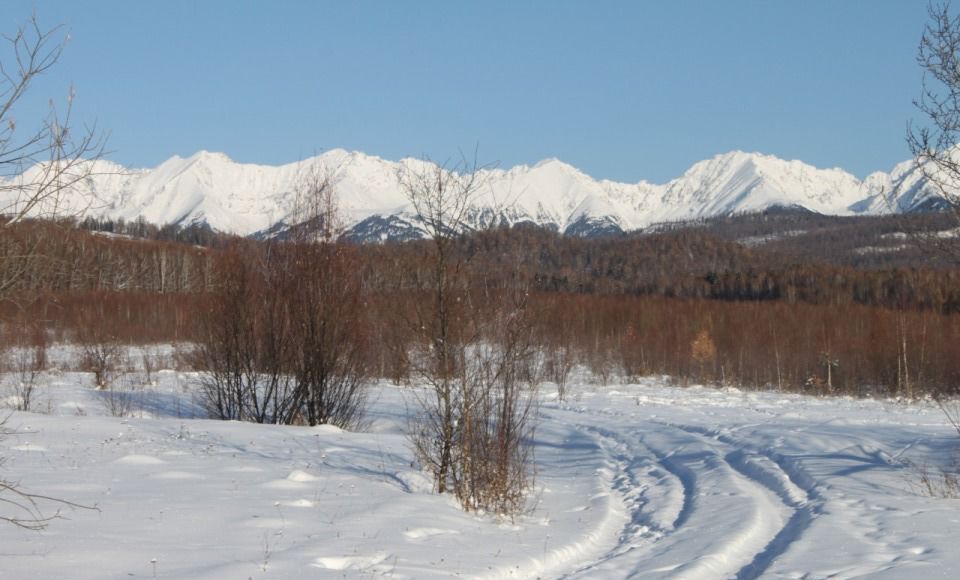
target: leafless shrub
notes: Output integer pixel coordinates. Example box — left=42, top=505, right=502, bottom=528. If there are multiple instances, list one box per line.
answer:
left=286, top=245, right=369, bottom=428
left=542, top=345, right=575, bottom=402
left=171, top=343, right=198, bottom=372
left=380, top=326, right=412, bottom=386
left=79, top=339, right=123, bottom=390
left=691, top=328, right=717, bottom=383
left=2, top=316, right=48, bottom=411
left=14, top=339, right=47, bottom=413
left=904, top=457, right=960, bottom=499
left=400, top=153, right=537, bottom=514
left=194, top=165, right=369, bottom=429
left=192, top=242, right=296, bottom=423
left=935, top=395, right=960, bottom=438
left=408, top=312, right=538, bottom=515
left=586, top=349, right=616, bottom=386
left=71, top=295, right=127, bottom=389
left=97, top=373, right=143, bottom=418
left=453, top=294, right=538, bottom=515
left=283, top=168, right=370, bottom=429
left=140, top=346, right=159, bottom=385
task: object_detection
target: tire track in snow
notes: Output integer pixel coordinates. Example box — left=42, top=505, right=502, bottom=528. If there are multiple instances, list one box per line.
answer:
left=479, top=416, right=643, bottom=580
left=541, top=407, right=694, bottom=578
left=587, top=424, right=692, bottom=535
left=655, top=421, right=826, bottom=580
left=548, top=407, right=821, bottom=579
left=724, top=450, right=819, bottom=580
left=547, top=419, right=701, bottom=579
left=632, top=427, right=790, bottom=580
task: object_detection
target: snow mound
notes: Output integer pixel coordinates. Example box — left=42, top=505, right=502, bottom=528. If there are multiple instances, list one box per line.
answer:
left=286, top=469, right=321, bottom=483
left=114, top=454, right=167, bottom=465
left=312, top=552, right=389, bottom=571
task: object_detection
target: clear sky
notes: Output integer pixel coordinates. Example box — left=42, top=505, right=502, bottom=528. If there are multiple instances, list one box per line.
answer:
left=4, top=1, right=935, bottom=183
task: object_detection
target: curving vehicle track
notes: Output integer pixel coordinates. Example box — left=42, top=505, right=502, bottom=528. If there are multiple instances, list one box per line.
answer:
left=2, top=376, right=958, bottom=579
left=499, top=383, right=955, bottom=580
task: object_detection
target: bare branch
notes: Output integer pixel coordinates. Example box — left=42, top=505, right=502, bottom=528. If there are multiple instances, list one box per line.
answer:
left=0, top=14, right=107, bottom=228
left=1, top=417, right=98, bottom=530
left=903, top=2, right=960, bottom=260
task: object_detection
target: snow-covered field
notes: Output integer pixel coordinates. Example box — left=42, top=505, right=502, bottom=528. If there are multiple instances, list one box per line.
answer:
left=2, top=357, right=959, bottom=579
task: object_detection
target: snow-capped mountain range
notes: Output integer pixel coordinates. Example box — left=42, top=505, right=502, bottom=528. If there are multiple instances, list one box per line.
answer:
left=2, top=149, right=946, bottom=240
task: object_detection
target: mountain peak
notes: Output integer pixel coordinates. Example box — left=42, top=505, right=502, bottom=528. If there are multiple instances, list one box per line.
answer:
left=525, top=158, right=590, bottom=182
left=1, top=148, right=940, bottom=240
left=532, top=157, right=570, bottom=169
left=187, top=150, right=234, bottom=165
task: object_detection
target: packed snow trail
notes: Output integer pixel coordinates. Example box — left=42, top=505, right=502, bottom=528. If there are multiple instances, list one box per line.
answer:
left=535, top=410, right=809, bottom=579
left=2, top=368, right=960, bottom=579
left=530, top=385, right=954, bottom=579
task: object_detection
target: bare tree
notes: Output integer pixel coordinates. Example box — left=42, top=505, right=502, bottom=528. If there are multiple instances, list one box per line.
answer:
left=399, top=154, right=538, bottom=514
left=286, top=165, right=369, bottom=429
left=0, top=14, right=105, bottom=298
left=399, top=154, right=482, bottom=496
left=0, top=13, right=104, bottom=531
left=287, top=160, right=343, bottom=243
left=906, top=2, right=960, bottom=258
left=906, top=4, right=960, bottom=482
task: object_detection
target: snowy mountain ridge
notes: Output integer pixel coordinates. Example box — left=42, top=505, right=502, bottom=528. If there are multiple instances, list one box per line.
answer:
left=1, top=149, right=943, bottom=239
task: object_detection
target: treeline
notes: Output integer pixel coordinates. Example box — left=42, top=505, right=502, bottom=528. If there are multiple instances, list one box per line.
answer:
left=0, top=291, right=203, bottom=344
left=666, top=208, right=959, bottom=270
left=2, top=218, right=960, bottom=398
left=5, top=217, right=960, bottom=313
left=359, top=226, right=960, bottom=313
left=529, top=293, right=960, bottom=397
left=363, top=290, right=960, bottom=398
left=0, top=220, right=214, bottom=294
left=20, top=287, right=955, bottom=398
left=76, top=216, right=225, bottom=247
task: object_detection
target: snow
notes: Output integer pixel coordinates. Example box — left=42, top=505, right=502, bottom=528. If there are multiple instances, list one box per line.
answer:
left=0, top=148, right=945, bottom=238
left=653, top=151, right=868, bottom=221
left=2, top=358, right=960, bottom=579
left=737, top=229, right=807, bottom=248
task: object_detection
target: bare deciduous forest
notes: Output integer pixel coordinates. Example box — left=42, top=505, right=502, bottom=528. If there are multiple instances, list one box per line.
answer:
left=2, top=209, right=958, bottom=400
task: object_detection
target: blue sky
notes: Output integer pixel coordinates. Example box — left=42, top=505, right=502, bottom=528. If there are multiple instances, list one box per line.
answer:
left=5, top=1, right=932, bottom=182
